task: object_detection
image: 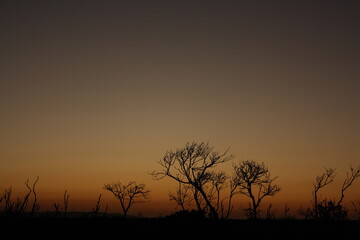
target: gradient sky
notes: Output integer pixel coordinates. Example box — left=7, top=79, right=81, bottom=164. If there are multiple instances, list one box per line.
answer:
left=1, top=1, right=359, bottom=217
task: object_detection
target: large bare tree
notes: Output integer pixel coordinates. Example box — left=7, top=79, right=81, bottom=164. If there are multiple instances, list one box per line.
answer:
left=151, top=141, right=234, bottom=219
left=233, top=160, right=280, bottom=219
left=103, top=181, right=150, bottom=218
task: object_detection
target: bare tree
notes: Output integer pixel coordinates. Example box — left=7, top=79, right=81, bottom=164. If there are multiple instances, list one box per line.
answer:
left=25, top=176, right=40, bottom=216
left=20, top=179, right=32, bottom=213
left=53, top=202, right=61, bottom=217
left=266, top=204, right=276, bottom=219
left=337, top=165, right=360, bottom=206
left=53, top=190, right=70, bottom=218
left=103, top=181, right=150, bottom=218
left=210, top=171, right=228, bottom=213
left=312, top=167, right=336, bottom=218
left=1, top=187, right=15, bottom=214
left=0, top=177, right=39, bottom=216
left=220, top=174, right=239, bottom=219
left=63, top=190, right=70, bottom=217
left=151, top=141, right=234, bottom=219
left=233, top=160, right=281, bottom=219
left=169, top=182, right=192, bottom=211
left=310, top=165, right=360, bottom=220
left=91, top=194, right=102, bottom=216
left=283, top=204, right=291, bottom=219
left=351, top=200, right=360, bottom=220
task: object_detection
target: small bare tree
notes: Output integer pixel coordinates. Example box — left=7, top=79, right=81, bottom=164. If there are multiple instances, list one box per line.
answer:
left=0, top=177, right=39, bottom=216
left=351, top=200, right=360, bottom=220
left=266, top=204, right=276, bottom=219
left=103, top=181, right=150, bottom=218
left=169, top=182, right=192, bottom=211
left=53, top=190, right=70, bottom=218
left=210, top=171, right=228, bottom=213
left=151, top=141, right=234, bottom=219
left=220, top=174, right=239, bottom=219
left=337, top=165, right=360, bottom=207
left=283, top=204, right=291, bottom=219
left=91, top=194, right=102, bottom=216
left=312, top=167, right=336, bottom=219
left=63, top=190, right=70, bottom=217
left=26, top=176, right=40, bottom=215
left=233, top=160, right=281, bottom=219
left=310, top=165, right=360, bottom=220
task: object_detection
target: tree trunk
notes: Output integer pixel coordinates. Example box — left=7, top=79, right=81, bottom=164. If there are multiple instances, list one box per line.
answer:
left=251, top=196, right=258, bottom=219
left=197, top=187, right=218, bottom=219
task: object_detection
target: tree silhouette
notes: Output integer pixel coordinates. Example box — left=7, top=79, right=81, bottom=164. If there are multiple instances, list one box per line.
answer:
left=169, top=182, right=192, bottom=211
left=90, top=194, right=105, bottom=216
left=220, top=173, right=239, bottom=219
left=351, top=200, right=360, bottom=220
left=27, top=176, right=40, bottom=216
left=312, top=167, right=336, bottom=219
left=233, top=160, right=280, bottom=219
left=0, top=177, right=39, bottom=216
left=103, top=181, right=150, bottom=218
left=53, top=190, right=70, bottom=218
left=337, top=165, right=360, bottom=206
left=151, top=141, right=234, bottom=219
left=311, top=165, right=360, bottom=220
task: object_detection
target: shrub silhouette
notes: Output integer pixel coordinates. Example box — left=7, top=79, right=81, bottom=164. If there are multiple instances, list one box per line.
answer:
left=166, top=209, right=206, bottom=220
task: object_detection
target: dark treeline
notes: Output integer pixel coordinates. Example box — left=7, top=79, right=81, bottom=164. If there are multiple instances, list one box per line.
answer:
left=1, top=142, right=360, bottom=224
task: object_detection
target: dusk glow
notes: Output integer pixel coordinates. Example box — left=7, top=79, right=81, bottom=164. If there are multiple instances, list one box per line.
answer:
left=1, top=1, right=359, bottom=218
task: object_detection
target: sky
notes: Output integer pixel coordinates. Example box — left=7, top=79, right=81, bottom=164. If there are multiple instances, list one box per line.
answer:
left=1, top=0, right=359, bottom=217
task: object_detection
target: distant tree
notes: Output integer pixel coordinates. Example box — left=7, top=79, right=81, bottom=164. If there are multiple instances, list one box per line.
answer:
left=63, top=190, right=70, bottom=217
left=220, top=174, right=239, bottom=219
left=90, top=193, right=108, bottom=216
left=169, top=183, right=192, bottom=211
left=151, top=141, right=234, bottom=219
left=336, top=165, right=360, bottom=207
left=351, top=200, right=360, bottom=220
left=312, top=167, right=336, bottom=219
left=26, top=176, right=40, bottom=216
left=210, top=171, right=228, bottom=213
left=53, top=190, right=70, bottom=218
left=53, top=202, right=61, bottom=217
left=266, top=204, right=276, bottom=219
left=0, top=177, right=39, bottom=216
left=310, top=165, right=360, bottom=220
left=103, top=181, right=150, bottom=218
left=233, top=160, right=280, bottom=219
left=282, top=204, right=291, bottom=219
left=91, top=194, right=102, bottom=215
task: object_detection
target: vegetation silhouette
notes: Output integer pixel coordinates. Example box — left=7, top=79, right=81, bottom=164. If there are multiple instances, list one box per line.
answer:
left=151, top=141, right=235, bottom=219
left=0, top=141, right=359, bottom=237
left=0, top=176, right=39, bottom=216
left=53, top=190, right=70, bottom=218
left=233, top=160, right=280, bottom=219
left=90, top=193, right=108, bottom=217
left=302, top=165, right=360, bottom=220
left=103, top=181, right=150, bottom=218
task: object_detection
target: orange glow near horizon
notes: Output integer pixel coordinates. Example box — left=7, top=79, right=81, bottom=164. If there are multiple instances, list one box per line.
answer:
left=1, top=1, right=359, bottom=218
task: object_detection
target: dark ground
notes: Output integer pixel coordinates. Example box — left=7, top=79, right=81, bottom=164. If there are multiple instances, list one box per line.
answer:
left=1, top=216, right=359, bottom=239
